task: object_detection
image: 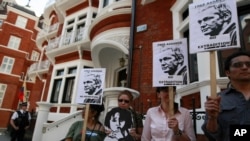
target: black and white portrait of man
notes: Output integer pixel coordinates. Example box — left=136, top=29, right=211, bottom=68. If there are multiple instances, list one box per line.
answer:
left=84, top=74, right=102, bottom=96
left=76, top=68, right=106, bottom=104
left=83, top=74, right=103, bottom=103
left=159, top=48, right=187, bottom=77
left=197, top=4, right=236, bottom=45
left=189, top=0, right=240, bottom=53
left=153, top=38, right=188, bottom=86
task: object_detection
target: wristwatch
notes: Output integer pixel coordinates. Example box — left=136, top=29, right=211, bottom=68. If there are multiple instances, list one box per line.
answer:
left=174, top=129, right=183, bottom=136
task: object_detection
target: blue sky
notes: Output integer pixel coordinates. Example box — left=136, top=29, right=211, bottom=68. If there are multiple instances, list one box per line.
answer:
left=16, top=0, right=48, bottom=17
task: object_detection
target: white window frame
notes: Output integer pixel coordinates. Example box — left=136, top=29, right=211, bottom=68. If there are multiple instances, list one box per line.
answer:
left=31, top=50, right=40, bottom=61
left=49, top=65, right=78, bottom=104
left=7, top=35, right=21, bottom=50
left=0, top=56, right=14, bottom=73
left=0, top=83, right=7, bottom=107
left=26, top=90, right=30, bottom=102
left=15, top=16, right=27, bottom=29
left=62, top=11, right=88, bottom=46
left=1, top=1, right=7, bottom=7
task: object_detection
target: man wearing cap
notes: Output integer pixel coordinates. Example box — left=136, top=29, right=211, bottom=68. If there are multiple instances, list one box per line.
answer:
left=10, top=102, right=31, bottom=141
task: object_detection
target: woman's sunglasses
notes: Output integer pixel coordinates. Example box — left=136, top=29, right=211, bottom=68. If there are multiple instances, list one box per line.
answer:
left=118, top=99, right=130, bottom=103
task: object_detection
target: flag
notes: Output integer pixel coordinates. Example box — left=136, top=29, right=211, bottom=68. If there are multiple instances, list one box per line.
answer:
left=18, top=80, right=27, bottom=102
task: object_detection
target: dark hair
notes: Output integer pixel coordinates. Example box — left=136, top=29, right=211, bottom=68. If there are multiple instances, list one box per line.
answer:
left=88, top=103, right=104, bottom=120
left=20, top=102, right=28, bottom=106
left=156, top=86, right=176, bottom=93
left=156, top=87, right=179, bottom=113
left=90, top=104, right=104, bottom=113
left=224, top=51, right=250, bottom=71
left=104, top=107, right=133, bottom=131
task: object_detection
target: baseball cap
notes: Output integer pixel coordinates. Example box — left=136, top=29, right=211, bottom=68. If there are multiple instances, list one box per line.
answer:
left=20, top=102, right=28, bottom=106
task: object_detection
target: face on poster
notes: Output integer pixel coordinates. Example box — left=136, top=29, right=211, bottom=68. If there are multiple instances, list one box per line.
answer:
left=152, top=38, right=189, bottom=87
left=76, top=68, right=106, bottom=104
left=189, top=0, right=240, bottom=54
left=104, top=107, right=134, bottom=141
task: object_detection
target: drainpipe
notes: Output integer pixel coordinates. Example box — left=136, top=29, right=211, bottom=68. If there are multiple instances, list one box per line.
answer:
left=127, top=0, right=136, bottom=87
left=40, top=79, right=47, bottom=101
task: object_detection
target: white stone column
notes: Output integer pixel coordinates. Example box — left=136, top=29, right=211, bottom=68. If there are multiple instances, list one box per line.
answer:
left=32, top=102, right=52, bottom=141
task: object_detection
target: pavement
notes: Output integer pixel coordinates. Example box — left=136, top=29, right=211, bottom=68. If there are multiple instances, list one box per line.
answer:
left=0, top=130, right=32, bottom=141
left=0, top=130, right=11, bottom=141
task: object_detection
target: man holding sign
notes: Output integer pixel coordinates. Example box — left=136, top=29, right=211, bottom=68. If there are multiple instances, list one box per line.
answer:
left=202, top=51, right=250, bottom=141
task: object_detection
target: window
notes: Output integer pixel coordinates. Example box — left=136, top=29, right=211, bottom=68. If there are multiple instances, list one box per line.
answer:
left=57, top=69, right=64, bottom=76
left=116, top=67, right=127, bottom=87
left=0, top=56, right=14, bottom=73
left=50, top=79, right=62, bottom=103
left=171, top=0, right=198, bottom=83
left=184, top=30, right=198, bottom=82
left=0, top=20, right=3, bottom=27
left=92, top=13, right=97, bottom=18
left=31, top=50, right=40, bottom=61
left=103, top=0, right=122, bottom=7
left=218, top=4, right=250, bottom=77
left=182, top=3, right=199, bottom=83
left=68, top=67, right=77, bottom=74
left=67, top=19, right=75, bottom=25
left=62, top=67, right=76, bottom=103
left=50, top=69, right=64, bottom=103
left=103, top=0, right=110, bottom=7
left=25, top=91, right=30, bottom=102
left=15, top=16, right=27, bottom=29
left=0, top=83, right=7, bottom=107
left=1, top=1, right=7, bottom=7
left=79, top=14, right=87, bottom=20
left=50, top=67, right=77, bottom=103
left=63, top=13, right=88, bottom=45
left=63, top=28, right=73, bottom=45
left=62, top=77, right=74, bottom=103
left=7, top=36, right=21, bottom=49
left=76, top=23, right=85, bottom=41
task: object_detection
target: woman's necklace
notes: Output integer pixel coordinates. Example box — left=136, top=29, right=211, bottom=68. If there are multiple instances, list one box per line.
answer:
left=86, top=122, right=97, bottom=141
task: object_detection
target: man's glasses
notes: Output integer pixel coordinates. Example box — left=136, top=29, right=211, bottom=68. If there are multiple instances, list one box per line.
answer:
left=118, top=99, right=130, bottom=104
left=231, top=61, right=250, bottom=68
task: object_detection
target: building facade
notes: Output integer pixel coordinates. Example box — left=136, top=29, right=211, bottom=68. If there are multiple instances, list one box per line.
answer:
left=0, top=0, right=42, bottom=129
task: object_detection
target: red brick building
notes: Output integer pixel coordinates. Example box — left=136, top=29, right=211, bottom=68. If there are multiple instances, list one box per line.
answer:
left=0, top=0, right=43, bottom=129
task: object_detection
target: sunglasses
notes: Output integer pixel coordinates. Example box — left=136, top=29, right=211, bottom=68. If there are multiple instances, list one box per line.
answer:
left=118, top=99, right=130, bottom=103
left=231, top=61, right=250, bottom=68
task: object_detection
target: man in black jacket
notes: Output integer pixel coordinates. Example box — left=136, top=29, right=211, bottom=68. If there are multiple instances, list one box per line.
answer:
left=10, top=102, right=31, bottom=141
